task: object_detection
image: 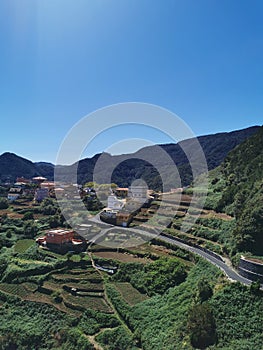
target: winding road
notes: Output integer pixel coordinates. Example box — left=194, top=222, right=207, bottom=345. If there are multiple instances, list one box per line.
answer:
left=87, top=215, right=259, bottom=287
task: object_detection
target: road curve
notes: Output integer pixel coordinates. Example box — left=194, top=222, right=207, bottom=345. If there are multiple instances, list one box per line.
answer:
left=88, top=220, right=259, bottom=287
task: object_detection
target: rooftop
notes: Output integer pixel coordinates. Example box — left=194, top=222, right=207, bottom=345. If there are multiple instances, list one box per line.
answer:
left=47, top=229, right=73, bottom=236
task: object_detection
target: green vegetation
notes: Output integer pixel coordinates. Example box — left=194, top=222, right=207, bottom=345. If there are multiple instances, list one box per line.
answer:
left=204, top=126, right=263, bottom=256
left=210, top=283, right=262, bottom=349
left=197, top=278, right=213, bottom=303
left=0, top=127, right=262, bottom=349
left=14, top=239, right=35, bottom=254
left=0, top=300, right=95, bottom=349
left=111, top=257, right=187, bottom=296
left=78, top=309, right=120, bottom=335
left=113, top=282, right=148, bottom=305
left=0, top=225, right=261, bottom=349
left=96, top=326, right=138, bottom=350
left=188, top=303, right=217, bottom=349
left=0, top=198, right=8, bottom=209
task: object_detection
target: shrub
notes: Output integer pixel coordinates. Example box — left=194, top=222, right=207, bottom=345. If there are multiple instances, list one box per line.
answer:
left=0, top=198, right=8, bottom=209
left=188, top=303, right=217, bottom=349
left=52, top=291, right=63, bottom=303
left=23, top=211, right=34, bottom=221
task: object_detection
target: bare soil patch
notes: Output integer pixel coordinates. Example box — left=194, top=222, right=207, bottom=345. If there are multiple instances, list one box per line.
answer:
left=93, top=251, right=151, bottom=264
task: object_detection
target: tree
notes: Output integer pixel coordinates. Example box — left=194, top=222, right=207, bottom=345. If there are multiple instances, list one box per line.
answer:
left=0, top=198, right=8, bottom=209
left=0, top=256, right=8, bottom=278
left=23, top=221, right=38, bottom=238
left=197, top=278, right=213, bottom=302
left=6, top=229, right=12, bottom=239
left=250, top=280, right=261, bottom=295
left=188, top=303, right=217, bottom=349
left=79, top=252, right=86, bottom=261
left=52, top=291, right=63, bottom=303
left=23, top=211, right=34, bottom=220
left=66, top=251, right=73, bottom=261
left=41, top=198, right=58, bottom=215
left=49, top=215, right=61, bottom=228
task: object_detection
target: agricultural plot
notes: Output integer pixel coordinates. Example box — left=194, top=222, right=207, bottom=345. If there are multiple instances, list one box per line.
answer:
left=40, top=248, right=68, bottom=260
left=0, top=262, right=113, bottom=315
left=62, top=291, right=112, bottom=313
left=42, top=281, right=64, bottom=293
left=63, top=281, right=104, bottom=292
left=52, top=270, right=101, bottom=283
left=0, top=283, right=28, bottom=298
left=40, top=268, right=112, bottom=313
left=27, top=290, right=81, bottom=316
left=93, top=251, right=151, bottom=264
left=112, top=282, right=148, bottom=306
left=22, top=282, right=38, bottom=292
left=14, top=239, right=35, bottom=253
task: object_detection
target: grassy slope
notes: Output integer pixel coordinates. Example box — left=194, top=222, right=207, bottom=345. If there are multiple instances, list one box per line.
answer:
left=193, top=126, right=263, bottom=257
left=123, top=259, right=262, bottom=350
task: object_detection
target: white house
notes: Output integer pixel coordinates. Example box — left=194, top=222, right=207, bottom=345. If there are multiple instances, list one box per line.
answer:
left=107, top=194, right=125, bottom=210
left=7, top=187, right=23, bottom=201
left=128, top=184, right=148, bottom=204
left=8, top=193, right=20, bottom=201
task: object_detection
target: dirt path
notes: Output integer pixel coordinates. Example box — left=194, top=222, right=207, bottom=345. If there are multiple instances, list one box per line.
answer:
left=85, top=334, right=104, bottom=350
left=84, top=327, right=120, bottom=350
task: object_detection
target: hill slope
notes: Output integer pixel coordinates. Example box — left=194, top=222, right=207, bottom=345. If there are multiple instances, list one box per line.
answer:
left=0, top=153, right=54, bottom=182
left=204, top=126, right=263, bottom=255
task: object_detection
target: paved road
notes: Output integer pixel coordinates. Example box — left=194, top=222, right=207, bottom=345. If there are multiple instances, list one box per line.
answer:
left=87, top=219, right=258, bottom=287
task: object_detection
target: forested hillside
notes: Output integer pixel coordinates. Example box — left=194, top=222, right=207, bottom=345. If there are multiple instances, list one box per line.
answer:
left=74, top=126, right=260, bottom=188
left=204, top=126, right=263, bottom=256
left=0, top=153, right=54, bottom=182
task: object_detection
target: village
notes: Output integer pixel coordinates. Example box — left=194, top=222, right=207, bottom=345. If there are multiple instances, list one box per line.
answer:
left=3, top=175, right=177, bottom=255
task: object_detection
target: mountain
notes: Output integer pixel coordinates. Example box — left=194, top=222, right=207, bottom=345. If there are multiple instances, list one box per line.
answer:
left=0, top=153, right=54, bottom=182
left=34, top=162, right=55, bottom=179
left=0, top=126, right=260, bottom=186
left=73, top=125, right=261, bottom=189
left=204, top=126, right=263, bottom=255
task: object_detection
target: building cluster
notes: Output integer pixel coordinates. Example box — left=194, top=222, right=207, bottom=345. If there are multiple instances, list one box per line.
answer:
left=5, top=176, right=81, bottom=203
left=4, top=175, right=158, bottom=250
left=100, top=183, right=156, bottom=227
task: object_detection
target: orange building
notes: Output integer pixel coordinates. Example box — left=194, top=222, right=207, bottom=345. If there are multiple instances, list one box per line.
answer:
left=45, top=229, right=74, bottom=245
left=116, top=211, right=133, bottom=227
left=16, top=177, right=31, bottom=184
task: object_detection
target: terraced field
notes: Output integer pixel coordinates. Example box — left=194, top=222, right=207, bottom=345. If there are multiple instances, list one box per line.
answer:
left=14, top=239, right=35, bottom=253
left=0, top=265, right=113, bottom=315
left=62, top=291, right=111, bottom=313
left=93, top=250, right=152, bottom=264
left=112, top=282, right=148, bottom=306
left=131, top=194, right=235, bottom=257
left=0, top=283, right=28, bottom=298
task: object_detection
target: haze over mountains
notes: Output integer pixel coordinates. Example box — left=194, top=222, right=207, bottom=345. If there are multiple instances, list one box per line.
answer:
left=0, top=126, right=260, bottom=189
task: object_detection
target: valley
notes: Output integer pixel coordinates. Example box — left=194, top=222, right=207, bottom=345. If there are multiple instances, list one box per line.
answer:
left=0, top=126, right=262, bottom=349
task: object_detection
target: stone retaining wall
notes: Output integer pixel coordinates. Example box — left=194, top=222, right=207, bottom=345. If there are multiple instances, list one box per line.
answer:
left=238, top=257, right=263, bottom=283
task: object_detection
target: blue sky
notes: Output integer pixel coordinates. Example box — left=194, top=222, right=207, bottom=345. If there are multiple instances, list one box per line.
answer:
left=0, top=0, right=262, bottom=163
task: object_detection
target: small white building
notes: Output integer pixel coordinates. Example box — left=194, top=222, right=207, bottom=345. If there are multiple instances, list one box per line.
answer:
left=8, top=193, right=20, bottom=201
left=107, top=194, right=125, bottom=210
left=7, top=187, right=23, bottom=201
left=128, top=184, right=148, bottom=204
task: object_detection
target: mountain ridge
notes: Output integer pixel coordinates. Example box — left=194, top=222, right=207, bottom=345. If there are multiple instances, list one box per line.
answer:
left=0, top=125, right=260, bottom=186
